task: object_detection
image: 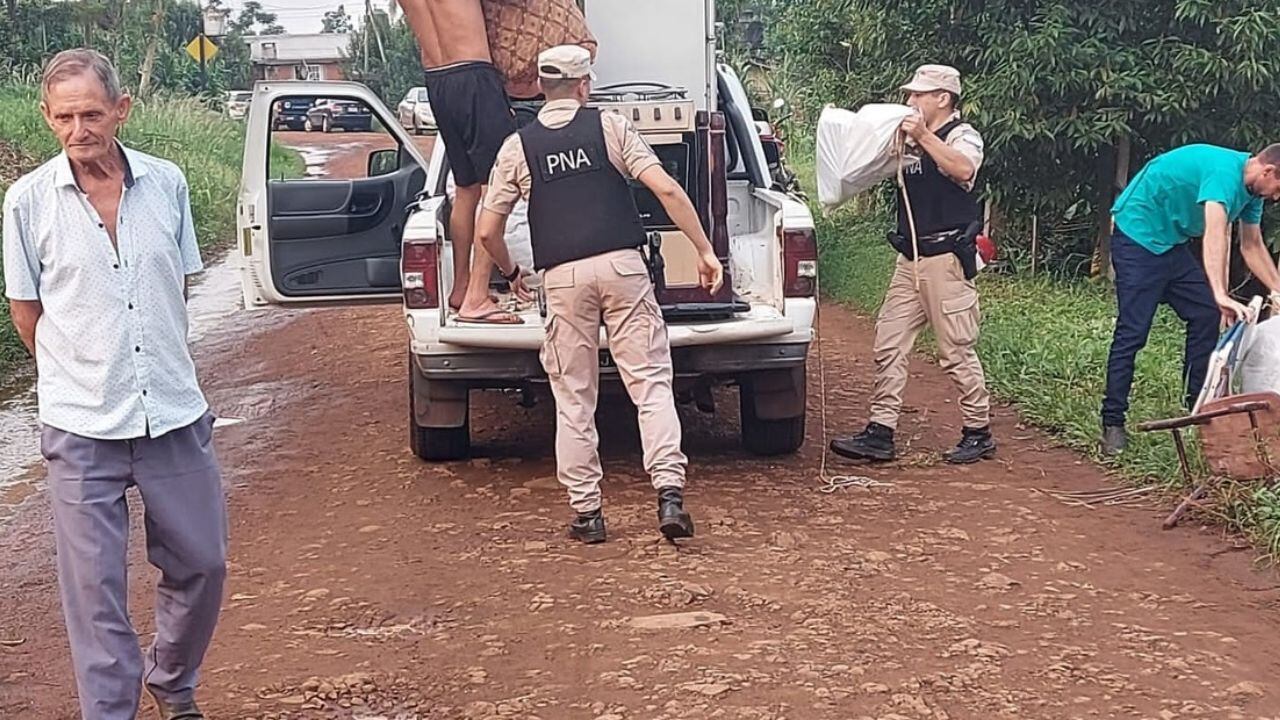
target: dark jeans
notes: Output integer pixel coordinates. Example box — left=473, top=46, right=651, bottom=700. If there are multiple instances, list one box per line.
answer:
left=1101, top=232, right=1220, bottom=427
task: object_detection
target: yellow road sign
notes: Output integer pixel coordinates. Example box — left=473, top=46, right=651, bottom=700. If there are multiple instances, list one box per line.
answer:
left=185, top=35, right=219, bottom=63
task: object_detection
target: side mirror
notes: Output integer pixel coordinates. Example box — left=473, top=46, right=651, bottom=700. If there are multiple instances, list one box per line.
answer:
left=751, top=107, right=769, bottom=122
left=368, top=148, right=399, bottom=177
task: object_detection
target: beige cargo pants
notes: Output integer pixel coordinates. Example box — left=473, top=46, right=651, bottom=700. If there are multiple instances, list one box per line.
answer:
left=540, top=248, right=687, bottom=513
left=869, top=253, right=991, bottom=430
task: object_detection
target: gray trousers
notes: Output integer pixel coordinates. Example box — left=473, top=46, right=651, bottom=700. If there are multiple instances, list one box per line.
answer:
left=41, top=412, right=228, bottom=720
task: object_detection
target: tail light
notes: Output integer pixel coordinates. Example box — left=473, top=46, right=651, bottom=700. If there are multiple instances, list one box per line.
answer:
left=783, top=227, right=818, bottom=297
left=402, top=239, right=440, bottom=309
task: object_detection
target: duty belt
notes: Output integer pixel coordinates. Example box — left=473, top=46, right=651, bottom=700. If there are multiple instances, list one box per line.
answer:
left=887, top=220, right=984, bottom=280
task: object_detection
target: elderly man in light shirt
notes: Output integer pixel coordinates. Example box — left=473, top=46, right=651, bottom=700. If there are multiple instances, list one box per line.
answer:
left=2, top=49, right=225, bottom=720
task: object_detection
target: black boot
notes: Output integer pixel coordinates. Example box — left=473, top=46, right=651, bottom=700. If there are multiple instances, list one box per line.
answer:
left=568, top=508, right=607, bottom=544
left=943, top=426, right=996, bottom=464
left=1100, top=424, right=1128, bottom=456
left=657, top=487, right=694, bottom=540
left=830, top=422, right=897, bottom=461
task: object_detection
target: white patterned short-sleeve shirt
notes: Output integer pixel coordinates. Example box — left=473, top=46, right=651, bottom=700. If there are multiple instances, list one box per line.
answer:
left=2, top=143, right=208, bottom=440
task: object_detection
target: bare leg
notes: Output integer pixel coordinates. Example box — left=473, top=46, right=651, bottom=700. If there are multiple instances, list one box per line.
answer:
left=448, top=183, right=482, bottom=311
left=456, top=184, right=517, bottom=321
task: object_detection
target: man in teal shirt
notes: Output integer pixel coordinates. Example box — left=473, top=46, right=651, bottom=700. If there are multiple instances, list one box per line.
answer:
left=1102, top=143, right=1280, bottom=454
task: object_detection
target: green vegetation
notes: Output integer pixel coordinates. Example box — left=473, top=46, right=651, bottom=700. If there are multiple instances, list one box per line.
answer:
left=0, top=0, right=290, bottom=99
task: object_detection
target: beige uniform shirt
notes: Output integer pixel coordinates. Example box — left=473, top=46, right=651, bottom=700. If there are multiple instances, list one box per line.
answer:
left=904, top=112, right=985, bottom=192
left=485, top=99, right=662, bottom=215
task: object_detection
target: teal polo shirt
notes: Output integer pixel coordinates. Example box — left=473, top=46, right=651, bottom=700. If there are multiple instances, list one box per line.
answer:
left=1112, top=143, right=1263, bottom=255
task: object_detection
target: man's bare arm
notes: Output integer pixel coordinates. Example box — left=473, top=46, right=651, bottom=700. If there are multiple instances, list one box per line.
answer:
left=9, top=299, right=41, bottom=357
left=917, top=129, right=976, bottom=184
left=476, top=208, right=516, bottom=276
left=901, top=115, right=976, bottom=184
left=636, top=165, right=724, bottom=293
left=1202, top=202, right=1252, bottom=324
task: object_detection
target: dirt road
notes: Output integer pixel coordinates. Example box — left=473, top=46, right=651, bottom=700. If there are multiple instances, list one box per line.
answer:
left=3, top=136, right=1280, bottom=720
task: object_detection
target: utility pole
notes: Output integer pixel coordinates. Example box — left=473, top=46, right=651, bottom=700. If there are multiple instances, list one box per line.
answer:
left=199, top=33, right=208, bottom=94
left=365, top=0, right=386, bottom=63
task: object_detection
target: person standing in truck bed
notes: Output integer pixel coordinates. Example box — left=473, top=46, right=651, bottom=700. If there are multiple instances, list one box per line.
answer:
left=473, top=45, right=722, bottom=544
left=395, top=0, right=595, bottom=325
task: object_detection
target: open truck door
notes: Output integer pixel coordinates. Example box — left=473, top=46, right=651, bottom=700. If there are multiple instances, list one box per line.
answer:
left=237, top=81, right=430, bottom=310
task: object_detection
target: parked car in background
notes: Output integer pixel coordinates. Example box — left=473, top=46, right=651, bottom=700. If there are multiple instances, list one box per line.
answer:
left=397, top=86, right=437, bottom=135
left=305, top=98, right=374, bottom=133
left=226, top=90, right=252, bottom=120
left=272, top=96, right=316, bottom=131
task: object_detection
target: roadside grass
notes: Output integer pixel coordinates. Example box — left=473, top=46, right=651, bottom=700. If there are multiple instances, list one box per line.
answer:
left=805, top=156, right=1280, bottom=560
left=0, top=85, right=303, bottom=378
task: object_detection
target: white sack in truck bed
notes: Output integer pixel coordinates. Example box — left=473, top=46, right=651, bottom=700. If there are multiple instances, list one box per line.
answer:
left=816, top=103, right=914, bottom=211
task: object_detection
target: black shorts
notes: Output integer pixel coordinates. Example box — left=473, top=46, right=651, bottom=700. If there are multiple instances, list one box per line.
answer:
left=424, top=62, right=517, bottom=188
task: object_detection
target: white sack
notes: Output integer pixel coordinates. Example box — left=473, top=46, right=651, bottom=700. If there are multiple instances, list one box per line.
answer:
left=1240, top=317, right=1280, bottom=395
left=816, top=103, right=914, bottom=211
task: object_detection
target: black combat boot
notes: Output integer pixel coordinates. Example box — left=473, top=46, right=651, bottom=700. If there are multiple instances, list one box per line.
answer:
left=943, top=426, right=996, bottom=464
left=568, top=508, right=607, bottom=544
left=830, top=422, right=897, bottom=461
left=657, top=487, right=694, bottom=540
left=1100, top=425, right=1128, bottom=456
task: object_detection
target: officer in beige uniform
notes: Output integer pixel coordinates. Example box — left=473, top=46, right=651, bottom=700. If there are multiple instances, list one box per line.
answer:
left=476, top=45, right=723, bottom=544
left=831, top=64, right=996, bottom=465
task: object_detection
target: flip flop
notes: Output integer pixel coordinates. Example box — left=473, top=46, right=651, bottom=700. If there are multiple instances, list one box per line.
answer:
left=455, top=309, right=525, bottom=325
left=449, top=294, right=501, bottom=312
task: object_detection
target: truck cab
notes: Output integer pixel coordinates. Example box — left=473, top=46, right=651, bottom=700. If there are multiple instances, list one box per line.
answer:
left=235, top=0, right=817, bottom=462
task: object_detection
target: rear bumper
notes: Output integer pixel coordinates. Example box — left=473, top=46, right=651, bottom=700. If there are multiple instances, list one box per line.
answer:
left=414, top=342, right=809, bottom=383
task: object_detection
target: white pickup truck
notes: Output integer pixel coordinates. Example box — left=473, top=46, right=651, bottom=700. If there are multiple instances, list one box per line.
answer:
left=235, top=0, right=817, bottom=462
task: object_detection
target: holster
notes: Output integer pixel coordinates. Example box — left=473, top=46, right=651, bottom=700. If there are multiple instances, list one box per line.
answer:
left=954, top=220, right=983, bottom=280
left=646, top=232, right=666, bottom=291
left=888, top=220, right=984, bottom=280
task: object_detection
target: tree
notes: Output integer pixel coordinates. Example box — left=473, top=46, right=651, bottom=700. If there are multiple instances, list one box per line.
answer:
left=136, top=0, right=167, bottom=98
left=322, top=4, right=352, bottom=34
left=230, top=0, right=281, bottom=35
left=343, top=10, right=420, bottom=105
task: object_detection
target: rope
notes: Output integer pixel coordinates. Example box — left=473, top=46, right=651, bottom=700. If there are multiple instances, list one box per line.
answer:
left=811, top=114, right=922, bottom=494
left=896, top=131, right=921, bottom=291
left=814, top=273, right=894, bottom=494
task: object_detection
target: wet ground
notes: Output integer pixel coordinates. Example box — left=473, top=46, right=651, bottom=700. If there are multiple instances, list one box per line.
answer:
left=2, top=134, right=1280, bottom=720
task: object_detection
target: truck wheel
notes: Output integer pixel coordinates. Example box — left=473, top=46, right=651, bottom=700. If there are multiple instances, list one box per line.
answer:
left=739, top=371, right=807, bottom=456
left=408, top=364, right=471, bottom=461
